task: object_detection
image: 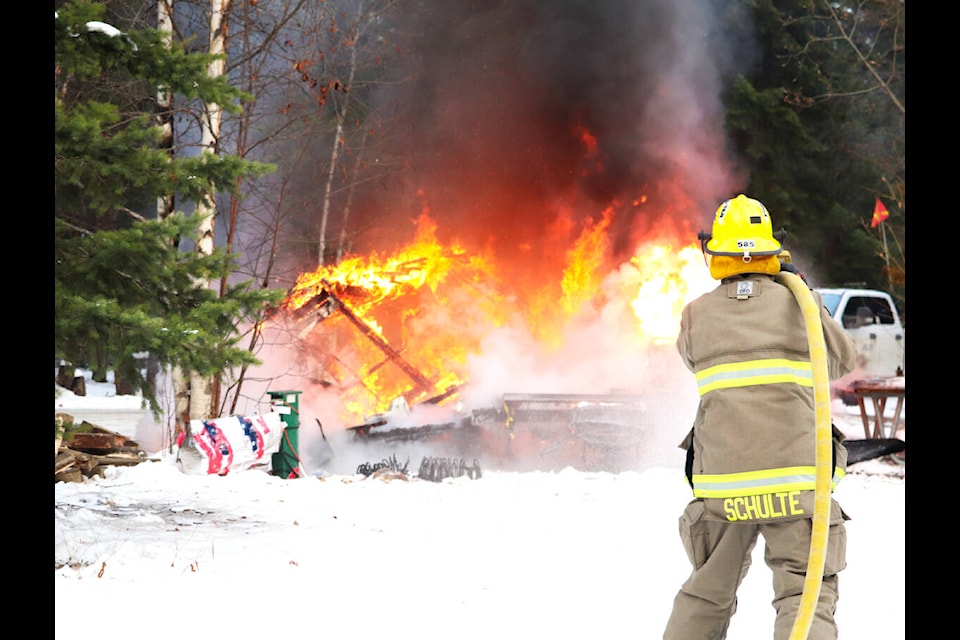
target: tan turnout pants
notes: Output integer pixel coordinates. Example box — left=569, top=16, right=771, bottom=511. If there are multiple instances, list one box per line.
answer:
left=662, top=499, right=847, bottom=640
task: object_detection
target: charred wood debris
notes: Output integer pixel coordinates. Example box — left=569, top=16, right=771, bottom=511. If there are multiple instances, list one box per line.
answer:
left=356, top=453, right=483, bottom=482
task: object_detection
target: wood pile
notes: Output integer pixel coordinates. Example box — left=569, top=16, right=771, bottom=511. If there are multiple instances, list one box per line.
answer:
left=55, top=413, right=148, bottom=483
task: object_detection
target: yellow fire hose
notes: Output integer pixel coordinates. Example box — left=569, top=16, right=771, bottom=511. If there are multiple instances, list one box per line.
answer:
left=776, top=271, right=833, bottom=640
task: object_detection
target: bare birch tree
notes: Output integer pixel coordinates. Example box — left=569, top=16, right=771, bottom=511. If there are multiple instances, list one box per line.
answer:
left=113, top=0, right=408, bottom=421
left=155, top=0, right=192, bottom=449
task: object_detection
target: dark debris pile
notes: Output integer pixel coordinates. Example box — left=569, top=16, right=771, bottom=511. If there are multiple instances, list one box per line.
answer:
left=355, top=454, right=483, bottom=482
left=418, top=456, right=482, bottom=482
left=356, top=453, right=409, bottom=477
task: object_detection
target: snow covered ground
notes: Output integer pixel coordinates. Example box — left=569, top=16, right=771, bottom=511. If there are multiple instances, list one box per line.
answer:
left=55, top=376, right=904, bottom=639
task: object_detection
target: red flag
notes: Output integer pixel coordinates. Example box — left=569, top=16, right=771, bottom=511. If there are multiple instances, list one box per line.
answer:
left=871, top=198, right=890, bottom=228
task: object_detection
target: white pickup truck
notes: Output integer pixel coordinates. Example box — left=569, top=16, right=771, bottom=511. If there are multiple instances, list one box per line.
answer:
left=815, top=287, right=905, bottom=393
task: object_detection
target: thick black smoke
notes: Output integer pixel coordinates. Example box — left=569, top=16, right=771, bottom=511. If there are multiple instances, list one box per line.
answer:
left=358, top=0, right=751, bottom=263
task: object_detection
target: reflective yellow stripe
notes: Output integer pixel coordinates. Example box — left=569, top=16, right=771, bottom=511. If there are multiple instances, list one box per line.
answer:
left=691, top=466, right=845, bottom=498
left=695, top=358, right=813, bottom=395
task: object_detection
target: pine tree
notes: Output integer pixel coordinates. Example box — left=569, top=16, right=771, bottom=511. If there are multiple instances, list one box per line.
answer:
left=55, top=0, right=281, bottom=417
left=717, top=0, right=904, bottom=296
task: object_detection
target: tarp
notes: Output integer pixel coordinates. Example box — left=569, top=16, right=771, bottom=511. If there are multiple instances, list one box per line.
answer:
left=177, top=412, right=285, bottom=475
left=844, top=438, right=905, bottom=465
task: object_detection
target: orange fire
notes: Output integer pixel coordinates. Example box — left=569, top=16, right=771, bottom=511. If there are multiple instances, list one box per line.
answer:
left=277, top=200, right=713, bottom=422
left=629, top=243, right=713, bottom=344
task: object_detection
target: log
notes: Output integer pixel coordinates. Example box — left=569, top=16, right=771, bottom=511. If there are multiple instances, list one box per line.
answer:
left=114, top=375, right=134, bottom=396
left=88, top=425, right=139, bottom=448
left=56, top=365, right=74, bottom=389
left=97, top=452, right=147, bottom=466
left=71, top=449, right=99, bottom=473
left=65, top=423, right=140, bottom=453
left=55, top=446, right=147, bottom=482
left=55, top=451, right=77, bottom=474
left=55, top=468, right=83, bottom=483
left=67, top=433, right=120, bottom=453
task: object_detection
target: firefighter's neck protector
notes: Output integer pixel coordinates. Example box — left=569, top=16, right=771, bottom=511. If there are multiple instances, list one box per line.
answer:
left=707, top=253, right=781, bottom=280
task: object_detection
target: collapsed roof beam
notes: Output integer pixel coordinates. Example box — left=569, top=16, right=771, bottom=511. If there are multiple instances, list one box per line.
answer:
left=320, top=279, right=434, bottom=393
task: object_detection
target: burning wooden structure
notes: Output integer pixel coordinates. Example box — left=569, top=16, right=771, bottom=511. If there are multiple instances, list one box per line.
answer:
left=278, top=276, right=449, bottom=401
left=272, top=273, right=655, bottom=471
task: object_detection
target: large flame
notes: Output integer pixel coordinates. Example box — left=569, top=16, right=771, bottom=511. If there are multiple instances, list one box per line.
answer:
left=629, top=243, right=712, bottom=344
left=277, top=198, right=713, bottom=422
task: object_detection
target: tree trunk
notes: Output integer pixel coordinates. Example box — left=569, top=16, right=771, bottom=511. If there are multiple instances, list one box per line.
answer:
left=336, top=126, right=370, bottom=262
left=189, top=371, right=216, bottom=423
left=188, top=0, right=232, bottom=421
left=317, top=10, right=361, bottom=267
left=157, top=0, right=191, bottom=433
left=172, top=366, right=191, bottom=437
left=156, top=0, right=176, bottom=223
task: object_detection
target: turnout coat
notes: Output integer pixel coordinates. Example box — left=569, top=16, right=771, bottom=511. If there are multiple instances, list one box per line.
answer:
left=677, top=272, right=857, bottom=524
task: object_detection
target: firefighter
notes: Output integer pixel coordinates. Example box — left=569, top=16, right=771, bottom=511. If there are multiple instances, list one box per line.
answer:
left=662, top=195, right=857, bottom=640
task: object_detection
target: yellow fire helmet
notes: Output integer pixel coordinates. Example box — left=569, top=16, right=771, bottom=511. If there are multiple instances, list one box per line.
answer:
left=700, top=194, right=785, bottom=260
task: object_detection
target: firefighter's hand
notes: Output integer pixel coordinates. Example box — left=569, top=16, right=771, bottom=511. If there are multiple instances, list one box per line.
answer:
left=779, top=262, right=808, bottom=283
